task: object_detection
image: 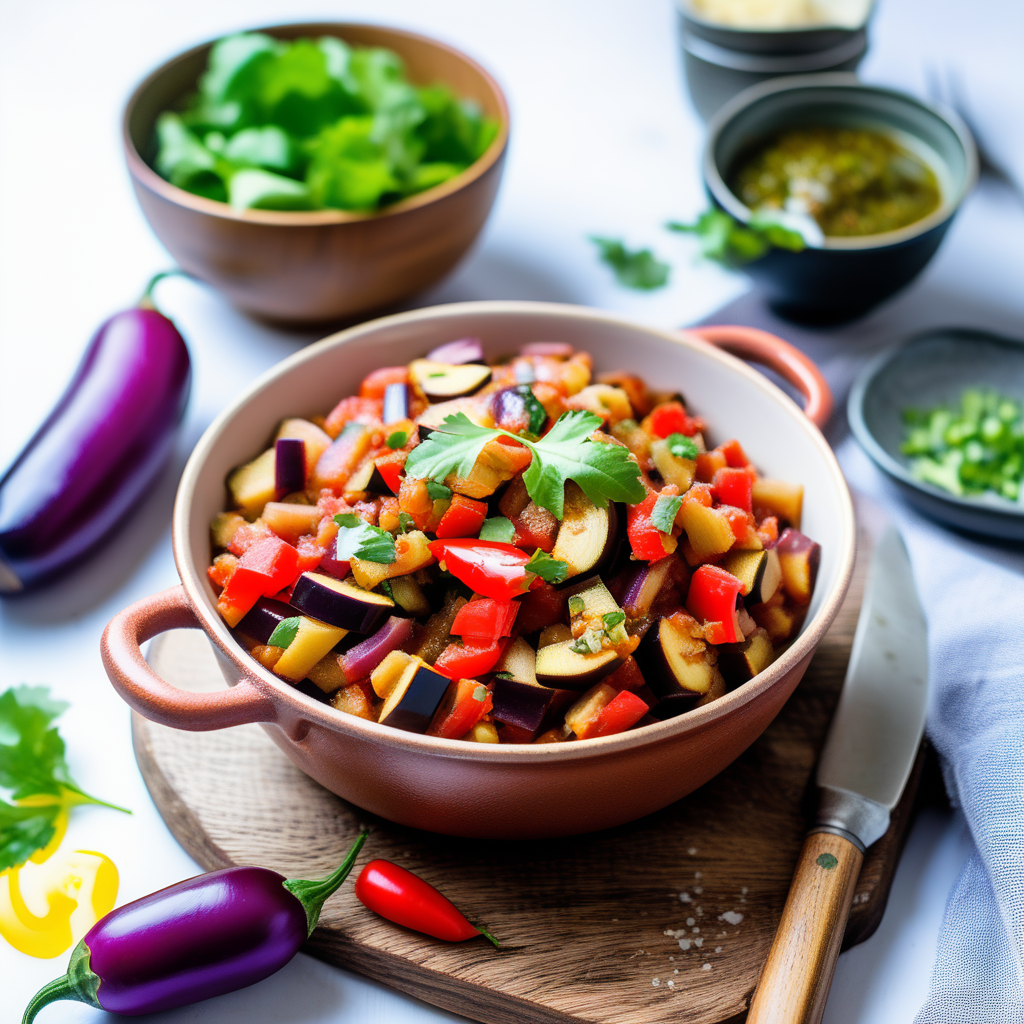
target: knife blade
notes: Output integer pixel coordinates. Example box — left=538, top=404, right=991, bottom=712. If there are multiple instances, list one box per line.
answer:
left=747, top=526, right=929, bottom=1024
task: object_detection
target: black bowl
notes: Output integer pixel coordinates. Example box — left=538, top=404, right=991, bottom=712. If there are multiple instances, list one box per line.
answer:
left=703, top=74, right=978, bottom=324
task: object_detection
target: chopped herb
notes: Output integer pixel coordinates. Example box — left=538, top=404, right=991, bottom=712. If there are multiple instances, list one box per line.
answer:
left=493, top=671, right=514, bottom=681
left=472, top=684, right=489, bottom=702
left=570, top=629, right=604, bottom=655
left=567, top=595, right=586, bottom=617
left=267, top=616, right=302, bottom=648
left=479, top=516, right=516, bottom=543
left=651, top=494, right=683, bottom=533
left=590, top=236, right=670, bottom=291
left=427, top=372, right=446, bottom=378
left=667, top=208, right=806, bottom=268
left=602, top=610, right=626, bottom=630
left=378, top=580, right=395, bottom=599
left=525, top=548, right=570, bottom=584
left=517, top=385, right=548, bottom=436
left=386, top=430, right=409, bottom=449
left=666, top=433, right=699, bottom=460
left=426, top=480, right=452, bottom=501
left=333, top=512, right=396, bottom=563
left=405, top=411, right=645, bottom=520
left=0, top=686, right=129, bottom=871
left=397, top=511, right=416, bottom=533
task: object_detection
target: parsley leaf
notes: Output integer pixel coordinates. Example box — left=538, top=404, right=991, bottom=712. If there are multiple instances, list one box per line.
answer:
left=268, top=616, right=302, bottom=648
left=333, top=512, right=396, bottom=564
left=0, top=801, right=63, bottom=874
left=426, top=480, right=452, bottom=501
left=665, top=433, right=700, bottom=460
left=651, top=494, right=682, bottom=533
left=526, top=548, right=569, bottom=584
left=602, top=610, right=626, bottom=629
left=386, top=430, right=408, bottom=449
left=397, top=511, right=416, bottom=533
left=479, top=516, right=516, bottom=543
left=667, top=208, right=807, bottom=267
left=590, top=236, right=670, bottom=290
left=405, top=411, right=645, bottom=520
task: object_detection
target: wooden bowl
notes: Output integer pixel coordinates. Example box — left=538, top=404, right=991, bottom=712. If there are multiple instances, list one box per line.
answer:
left=101, top=302, right=855, bottom=839
left=122, top=24, right=509, bottom=324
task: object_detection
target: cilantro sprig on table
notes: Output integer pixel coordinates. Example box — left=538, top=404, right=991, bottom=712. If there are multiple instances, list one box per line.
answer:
left=404, top=411, right=646, bottom=520
left=591, top=237, right=671, bottom=291
left=0, top=686, right=129, bottom=872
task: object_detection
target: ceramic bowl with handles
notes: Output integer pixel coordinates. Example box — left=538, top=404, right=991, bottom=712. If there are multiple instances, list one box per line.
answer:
left=101, top=303, right=854, bottom=839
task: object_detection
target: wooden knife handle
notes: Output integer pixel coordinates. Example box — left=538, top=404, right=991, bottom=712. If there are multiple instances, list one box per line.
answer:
left=747, top=831, right=864, bottom=1024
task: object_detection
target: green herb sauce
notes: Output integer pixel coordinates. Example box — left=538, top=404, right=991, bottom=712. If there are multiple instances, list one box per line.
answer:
left=730, top=127, right=941, bottom=238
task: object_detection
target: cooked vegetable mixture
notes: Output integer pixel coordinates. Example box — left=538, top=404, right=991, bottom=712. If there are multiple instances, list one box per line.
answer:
left=208, top=339, right=821, bottom=743
left=902, top=389, right=1024, bottom=501
left=731, top=127, right=941, bottom=238
left=154, top=32, right=499, bottom=212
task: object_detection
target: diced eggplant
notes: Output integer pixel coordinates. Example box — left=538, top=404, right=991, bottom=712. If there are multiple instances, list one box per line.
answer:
left=339, top=616, right=415, bottom=683
left=538, top=623, right=573, bottom=648
left=620, top=558, right=675, bottom=618
left=650, top=438, right=696, bottom=491
left=383, top=383, right=409, bottom=424
left=388, top=574, right=432, bottom=617
left=235, top=598, right=295, bottom=646
left=371, top=650, right=416, bottom=699
left=647, top=691, right=701, bottom=720
left=752, top=478, right=804, bottom=528
left=562, top=576, right=620, bottom=619
left=718, top=627, right=776, bottom=687
left=289, top=572, right=394, bottom=633
left=344, top=457, right=390, bottom=495
left=720, top=548, right=782, bottom=606
left=379, top=662, right=452, bottom=733
left=550, top=484, right=618, bottom=578
left=274, top=438, right=306, bottom=497
left=535, top=640, right=623, bottom=690
left=491, top=675, right=576, bottom=736
left=494, top=636, right=539, bottom=685
left=275, top=418, right=332, bottom=478
left=564, top=683, right=616, bottom=735
left=228, top=448, right=276, bottom=517
left=416, top=397, right=493, bottom=439
left=695, top=667, right=729, bottom=707
left=775, top=528, right=821, bottom=604
left=490, top=386, right=548, bottom=436
left=260, top=501, right=321, bottom=545
left=409, top=359, right=492, bottom=401
left=635, top=614, right=716, bottom=699
left=273, top=616, right=348, bottom=683
left=426, top=338, right=485, bottom=365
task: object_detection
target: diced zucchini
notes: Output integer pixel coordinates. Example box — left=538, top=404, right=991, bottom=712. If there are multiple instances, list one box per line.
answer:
left=228, top=448, right=276, bottom=517
left=650, top=439, right=696, bottom=491
left=751, top=478, right=803, bottom=528
left=261, top=501, right=322, bottom=544
left=679, top=501, right=735, bottom=561
left=388, top=574, right=432, bottom=617
left=273, top=617, right=348, bottom=683
left=494, top=636, right=539, bottom=685
left=350, top=530, right=434, bottom=590
left=371, top=650, right=417, bottom=700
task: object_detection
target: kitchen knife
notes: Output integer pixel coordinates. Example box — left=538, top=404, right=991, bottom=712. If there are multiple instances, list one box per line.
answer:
left=746, top=526, right=928, bottom=1024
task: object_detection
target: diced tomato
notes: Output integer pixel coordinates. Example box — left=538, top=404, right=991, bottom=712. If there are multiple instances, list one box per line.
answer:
left=435, top=495, right=489, bottom=539
left=717, top=439, right=750, bottom=468
left=515, top=582, right=568, bottom=633
left=433, top=638, right=507, bottom=680
left=359, top=366, right=408, bottom=400
left=579, top=690, right=649, bottom=740
left=217, top=536, right=301, bottom=627
left=428, top=679, right=494, bottom=739
left=695, top=449, right=728, bottom=483
left=685, top=564, right=744, bottom=644
left=296, top=535, right=326, bottom=573
left=626, top=492, right=677, bottom=562
left=207, top=553, right=238, bottom=591
left=429, top=539, right=533, bottom=600
left=712, top=467, right=754, bottom=514
left=647, top=401, right=699, bottom=438
left=374, top=449, right=406, bottom=494
left=757, top=515, right=780, bottom=548
left=324, top=396, right=383, bottom=437
left=226, top=519, right=273, bottom=557
left=719, top=504, right=758, bottom=544
left=451, top=598, right=518, bottom=642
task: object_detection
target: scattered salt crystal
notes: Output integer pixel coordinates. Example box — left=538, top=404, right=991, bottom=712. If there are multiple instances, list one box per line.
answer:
left=686, top=917, right=695, bottom=926
left=674, top=969, right=679, bottom=974
left=719, top=911, right=744, bottom=925
left=694, top=937, right=704, bottom=948
left=741, top=887, right=748, bottom=895
left=693, top=886, right=703, bottom=894
left=679, top=892, right=692, bottom=903
left=679, top=939, right=691, bottom=950
left=693, top=927, right=700, bottom=934
left=739, top=898, right=746, bottom=904
left=652, top=978, right=660, bottom=987
left=612, top=918, right=619, bottom=922
left=667, top=980, right=675, bottom=989
left=694, top=871, right=702, bottom=879
left=669, top=956, right=675, bottom=961
left=702, top=963, right=712, bottom=972
left=715, top=946, right=723, bottom=953
left=688, top=847, right=698, bottom=855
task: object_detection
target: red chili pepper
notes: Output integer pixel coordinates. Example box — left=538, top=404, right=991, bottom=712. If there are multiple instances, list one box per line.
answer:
left=626, top=492, right=676, bottom=562
left=648, top=401, right=699, bottom=438
left=354, top=860, right=500, bottom=947
left=217, top=536, right=300, bottom=626
left=712, top=467, right=754, bottom=514
left=435, top=494, right=489, bottom=539
left=686, top=564, right=744, bottom=644
left=428, top=679, right=493, bottom=739
left=428, top=538, right=532, bottom=600
left=451, top=598, right=518, bottom=642
left=580, top=690, right=649, bottom=740
left=434, top=637, right=507, bottom=679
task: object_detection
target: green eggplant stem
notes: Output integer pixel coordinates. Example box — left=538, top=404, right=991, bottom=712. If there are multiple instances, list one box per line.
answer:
left=22, top=940, right=101, bottom=1024
left=283, top=830, right=369, bottom=936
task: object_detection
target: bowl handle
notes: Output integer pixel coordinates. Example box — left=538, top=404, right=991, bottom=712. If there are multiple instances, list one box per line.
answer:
left=101, top=585, right=277, bottom=731
left=684, top=325, right=834, bottom=430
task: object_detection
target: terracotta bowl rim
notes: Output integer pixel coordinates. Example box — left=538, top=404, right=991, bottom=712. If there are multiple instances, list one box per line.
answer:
left=121, top=20, right=511, bottom=227
left=172, top=300, right=856, bottom=761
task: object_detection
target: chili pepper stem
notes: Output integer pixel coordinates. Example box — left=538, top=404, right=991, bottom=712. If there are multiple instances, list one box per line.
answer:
left=282, top=830, right=369, bottom=936
left=22, top=939, right=101, bottom=1024
left=476, top=925, right=502, bottom=949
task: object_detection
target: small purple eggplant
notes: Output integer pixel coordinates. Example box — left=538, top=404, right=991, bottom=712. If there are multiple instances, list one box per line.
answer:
left=22, top=832, right=368, bottom=1022
left=0, top=272, right=191, bottom=593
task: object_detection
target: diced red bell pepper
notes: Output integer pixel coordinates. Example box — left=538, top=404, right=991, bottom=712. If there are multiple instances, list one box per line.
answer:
left=712, top=467, right=754, bottom=514
left=207, top=553, right=238, bottom=591
left=451, top=598, right=518, bottom=642
left=428, top=679, right=494, bottom=739
left=217, top=536, right=301, bottom=627
left=579, top=690, right=649, bottom=740
left=685, top=564, right=744, bottom=644
left=433, top=638, right=507, bottom=680
left=435, top=495, right=489, bottom=539
left=719, top=504, right=758, bottom=545
left=429, top=538, right=533, bottom=600
left=626, top=492, right=676, bottom=562
left=295, top=534, right=326, bottom=573
left=717, top=439, right=750, bottom=468
left=374, top=449, right=406, bottom=494
left=226, top=519, right=273, bottom=557
left=359, top=366, right=409, bottom=400
left=648, top=401, right=699, bottom=438
left=324, top=395, right=384, bottom=436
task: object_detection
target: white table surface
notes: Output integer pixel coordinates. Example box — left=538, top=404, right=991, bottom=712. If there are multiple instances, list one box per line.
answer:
left=4, top=0, right=1014, bottom=1019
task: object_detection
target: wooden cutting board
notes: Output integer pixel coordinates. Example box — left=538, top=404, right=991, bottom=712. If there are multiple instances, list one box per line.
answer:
left=132, top=519, right=927, bottom=1024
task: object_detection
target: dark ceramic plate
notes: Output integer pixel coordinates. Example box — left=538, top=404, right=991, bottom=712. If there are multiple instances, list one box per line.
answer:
left=849, top=328, right=1024, bottom=540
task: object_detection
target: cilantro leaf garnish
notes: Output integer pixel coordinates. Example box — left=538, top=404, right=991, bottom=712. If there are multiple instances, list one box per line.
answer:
left=333, top=512, right=396, bottom=564
left=651, top=494, right=682, bottom=533
left=602, top=610, right=626, bottom=629
left=590, top=237, right=670, bottom=290
left=406, top=411, right=645, bottom=520
left=386, top=430, right=408, bottom=449
left=525, top=548, right=569, bottom=584
left=666, top=433, right=699, bottom=460
left=479, top=516, right=516, bottom=543
left=268, top=616, right=302, bottom=649
left=397, top=511, right=416, bottom=533
left=517, top=386, right=548, bottom=436
left=426, top=480, right=452, bottom=501
left=0, top=686, right=129, bottom=871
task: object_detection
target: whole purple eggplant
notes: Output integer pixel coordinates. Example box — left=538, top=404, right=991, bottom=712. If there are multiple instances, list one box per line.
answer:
left=22, top=831, right=368, bottom=1021
left=0, top=279, right=190, bottom=593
